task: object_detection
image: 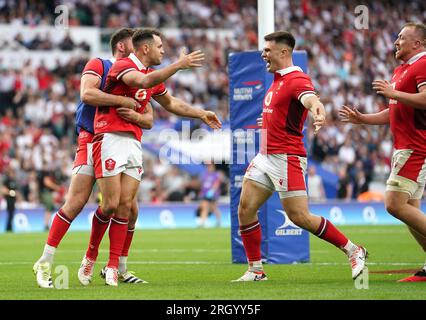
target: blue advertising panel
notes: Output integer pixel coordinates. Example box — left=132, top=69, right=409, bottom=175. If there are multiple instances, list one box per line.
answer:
left=0, top=201, right=419, bottom=234
left=0, top=203, right=230, bottom=233
left=229, top=50, right=310, bottom=264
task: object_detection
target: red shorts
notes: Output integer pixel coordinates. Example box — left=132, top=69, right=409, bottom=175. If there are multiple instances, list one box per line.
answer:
left=72, top=129, right=94, bottom=176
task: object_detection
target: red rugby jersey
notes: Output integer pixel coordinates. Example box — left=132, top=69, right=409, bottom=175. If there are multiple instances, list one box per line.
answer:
left=94, top=53, right=167, bottom=141
left=260, top=66, right=316, bottom=156
left=389, top=52, right=426, bottom=154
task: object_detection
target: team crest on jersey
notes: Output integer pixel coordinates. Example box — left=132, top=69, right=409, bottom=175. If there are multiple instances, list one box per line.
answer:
left=138, top=167, right=144, bottom=175
left=105, top=158, right=116, bottom=171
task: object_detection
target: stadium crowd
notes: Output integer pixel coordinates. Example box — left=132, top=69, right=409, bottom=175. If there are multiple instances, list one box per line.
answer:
left=1, top=0, right=425, bottom=207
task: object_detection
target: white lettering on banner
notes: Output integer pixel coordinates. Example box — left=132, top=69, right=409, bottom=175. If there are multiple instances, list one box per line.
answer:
left=54, top=5, right=69, bottom=30
left=275, top=229, right=303, bottom=236
left=160, top=210, right=176, bottom=228
left=233, top=87, right=253, bottom=101
left=354, top=5, right=369, bottom=30
left=329, top=206, right=346, bottom=224
left=233, top=130, right=256, bottom=144
left=275, top=210, right=303, bottom=236
left=54, top=265, right=69, bottom=289
left=13, top=213, right=30, bottom=231
left=234, top=175, right=244, bottom=188
left=354, top=267, right=369, bottom=289
left=363, top=206, right=378, bottom=224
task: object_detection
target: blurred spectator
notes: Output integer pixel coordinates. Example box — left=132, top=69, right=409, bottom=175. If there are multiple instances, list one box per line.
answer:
left=338, top=138, right=356, bottom=165
left=2, top=165, right=17, bottom=232
left=337, top=167, right=353, bottom=201
left=307, top=166, right=326, bottom=202
left=197, top=164, right=222, bottom=227
left=37, top=160, right=65, bottom=231
left=1, top=0, right=424, bottom=204
left=184, top=175, right=201, bottom=203
left=164, top=166, right=186, bottom=201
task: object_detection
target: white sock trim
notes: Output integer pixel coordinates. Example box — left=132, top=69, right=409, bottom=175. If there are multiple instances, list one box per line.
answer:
left=119, top=256, right=128, bottom=273
left=39, top=244, right=56, bottom=263
left=343, top=240, right=357, bottom=255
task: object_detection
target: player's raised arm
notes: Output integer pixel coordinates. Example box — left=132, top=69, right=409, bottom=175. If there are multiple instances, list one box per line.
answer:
left=116, top=102, right=154, bottom=129
left=301, top=95, right=326, bottom=134
left=80, top=59, right=139, bottom=110
left=339, top=105, right=390, bottom=125
left=373, top=80, right=426, bottom=109
left=121, top=50, right=204, bottom=89
left=153, top=92, right=222, bottom=129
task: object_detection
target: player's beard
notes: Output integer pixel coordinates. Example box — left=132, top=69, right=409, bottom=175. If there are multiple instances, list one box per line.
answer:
left=124, top=46, right=134, bottom=57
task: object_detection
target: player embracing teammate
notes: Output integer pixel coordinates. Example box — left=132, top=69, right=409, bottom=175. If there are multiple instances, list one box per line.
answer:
left=33, top=28, right=221, bottom=288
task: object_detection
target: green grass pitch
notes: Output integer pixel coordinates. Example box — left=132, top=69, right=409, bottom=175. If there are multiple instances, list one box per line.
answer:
left=0, top=225, right=424, bottom=300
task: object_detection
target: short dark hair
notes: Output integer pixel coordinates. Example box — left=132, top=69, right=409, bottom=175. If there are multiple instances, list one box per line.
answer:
left=132, top=28, right=163, bottom=49
left=403, top=22, right=426, bottom=45
left=264, top=31, right=296, bottom=50
left=110, top=28, right=135, bottom=54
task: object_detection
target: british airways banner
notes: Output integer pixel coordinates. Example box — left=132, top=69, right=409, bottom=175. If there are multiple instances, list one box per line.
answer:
left=229, top=51, right=310, bottom=264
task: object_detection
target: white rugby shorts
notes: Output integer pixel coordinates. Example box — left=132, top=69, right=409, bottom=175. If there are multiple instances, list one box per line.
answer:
left=91, top=132, right=144, bottom=181
left=244, top=153, right=307, bottom=199
left=386, top=149, right=426, bottom=199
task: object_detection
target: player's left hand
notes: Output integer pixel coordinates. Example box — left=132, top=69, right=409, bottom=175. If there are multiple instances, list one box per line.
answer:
left=200, top=111, right=222, bottom=129
left=117, top=107, right=138, bottom=122
left=313, top=113, right=325, bottom=134
left=372, top=80, right=397, bottom=99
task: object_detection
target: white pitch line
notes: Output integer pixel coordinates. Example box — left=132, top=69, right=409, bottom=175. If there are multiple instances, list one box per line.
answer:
left=0, top=261, right=422, bottom=266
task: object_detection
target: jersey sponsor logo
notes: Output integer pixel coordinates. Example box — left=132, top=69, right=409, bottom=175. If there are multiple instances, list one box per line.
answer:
left=264, top=91, right=273, bottom=106
left=263, top=107, right=273, bottom=114
left=135, top=89, right=147, bottom=104
left=389, top=82, right=397, bottom=104
left=95, top=121, right=108, bottom=128
left=105, top=158, right=116, bottom=171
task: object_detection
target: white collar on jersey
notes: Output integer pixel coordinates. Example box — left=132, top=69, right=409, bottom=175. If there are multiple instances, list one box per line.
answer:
left=129, top=53, right=147, bottom=70
left=407, top=51, right=426, bottom=65
left=276, top=66, right=303, bottom=76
